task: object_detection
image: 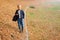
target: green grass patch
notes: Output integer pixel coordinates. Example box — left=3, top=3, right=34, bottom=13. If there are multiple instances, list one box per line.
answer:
left=47, top=6, right=60, bottom=11
left=29, top=12, right=35, bottom=18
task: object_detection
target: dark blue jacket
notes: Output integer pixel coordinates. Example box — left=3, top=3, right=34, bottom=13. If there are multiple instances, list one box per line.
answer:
left=15, top=10, right=25, bottom=19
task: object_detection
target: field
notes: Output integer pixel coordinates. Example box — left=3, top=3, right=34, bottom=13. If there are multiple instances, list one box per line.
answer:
left=0, top=0, right=60, bottom=40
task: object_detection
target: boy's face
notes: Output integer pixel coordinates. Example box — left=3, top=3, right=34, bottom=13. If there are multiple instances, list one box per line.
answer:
left=17, top=5, right=21, bottom=10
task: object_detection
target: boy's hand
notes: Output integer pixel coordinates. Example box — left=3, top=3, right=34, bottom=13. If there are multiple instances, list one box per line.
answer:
left=15, top=14, right=18, bottom=15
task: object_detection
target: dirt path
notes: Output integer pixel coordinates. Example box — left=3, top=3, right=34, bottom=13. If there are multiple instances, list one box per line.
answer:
left=0, top=21, right=29, bottom=40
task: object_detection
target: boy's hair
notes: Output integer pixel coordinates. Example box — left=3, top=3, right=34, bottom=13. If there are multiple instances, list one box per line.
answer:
left=17, top=5, right=21, bottom=8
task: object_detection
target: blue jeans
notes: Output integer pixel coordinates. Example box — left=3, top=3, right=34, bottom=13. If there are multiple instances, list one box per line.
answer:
left=17, top=18, right=24, bottom=32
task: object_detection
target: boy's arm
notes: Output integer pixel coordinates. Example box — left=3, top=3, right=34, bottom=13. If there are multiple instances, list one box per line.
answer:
left=15, top=10, right=25, bottom=18
left=15, top=10, right=18, bottom=15
left=22, top=10, right=25, bottom=19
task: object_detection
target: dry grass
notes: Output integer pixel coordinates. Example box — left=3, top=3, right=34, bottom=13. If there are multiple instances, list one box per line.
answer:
left=0, top=0, right=60, bottom=40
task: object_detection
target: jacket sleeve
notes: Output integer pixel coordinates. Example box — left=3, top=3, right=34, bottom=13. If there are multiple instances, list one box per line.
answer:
left=15, top=10, right=18, bottom=15
left=22, top=10, right=25, bottom=19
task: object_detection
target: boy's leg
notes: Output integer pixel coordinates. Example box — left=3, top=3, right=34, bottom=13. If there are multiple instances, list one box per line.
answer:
left=17, top=18, right=24, bottom=32
left=22, top=19, right=24, bottom=31
left=17, top=18, right=22, bottom=32
left=22, top=19, right=24, bottom=27
left=20, top=19, right=24, bottom=32
left=19, top=19, right=23, bottom=32
left=17, top=19, right=20, bottom=30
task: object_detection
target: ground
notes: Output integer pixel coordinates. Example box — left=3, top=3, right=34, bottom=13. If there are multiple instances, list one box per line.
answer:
left=0, top=0, right=60, bottom=40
